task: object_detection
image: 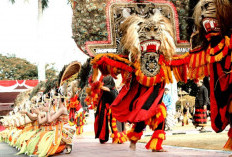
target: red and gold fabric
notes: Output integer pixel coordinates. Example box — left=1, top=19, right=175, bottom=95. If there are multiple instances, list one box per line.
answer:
left=67, top=94, right=82, bottom=126
left=108, top=109, right=127, bottom=144
left=91, top=53, right=133, bottom=82
left=85, top=80, right=103, bottom=109
left=145, top=130, right=165, bottom=151
left=127, top=125, right=143, bottom=143
left=189, top=34, right=232, bottom=134
left=146, top=103, right=167, bottom=130
left=146, top=103, right=166, bottom=151
left=75, top=110, right=85, bottom=135
left=188, top=47, right=209, bottom=80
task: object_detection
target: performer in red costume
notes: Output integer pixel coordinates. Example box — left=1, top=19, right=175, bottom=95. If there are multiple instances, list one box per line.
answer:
left=89, top=10, right=189, bottom=152
left=87, top=75, right=127, bottom=144
left=190, top=0, right=232, bottom=150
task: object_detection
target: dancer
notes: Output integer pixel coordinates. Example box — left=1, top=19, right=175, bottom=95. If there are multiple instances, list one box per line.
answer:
left=93, top=75, right=126, bottom=144
left=67, top=80, right=85, bottom=135
left=190, top=0, right=232, bottom=149
left=90, top=9, right=189, bottom=152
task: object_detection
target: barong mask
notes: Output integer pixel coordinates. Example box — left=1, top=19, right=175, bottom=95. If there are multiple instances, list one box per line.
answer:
left=195, top=0, right=232, bottom=35
left=120, top=10, right=175, bottom=77
left=200, top=0, right=220, bottom=33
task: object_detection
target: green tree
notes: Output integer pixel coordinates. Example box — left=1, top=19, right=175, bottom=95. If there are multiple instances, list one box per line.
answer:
left=0, top=54, right=57, bottom=80
left=9, top=0, right=49, bottom=12
left=45, top=63, right=58, bottom=80
left=0, top=54, right=38, bottom=80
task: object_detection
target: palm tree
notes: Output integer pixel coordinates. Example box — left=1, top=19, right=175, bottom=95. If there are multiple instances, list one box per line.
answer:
left=38, top=0, right=49, bottom=19
left=10, top=0, right=49, bottom=81
left=10, top=0, right=49, bottom=18
left=37, top=0, right=49, bottom=81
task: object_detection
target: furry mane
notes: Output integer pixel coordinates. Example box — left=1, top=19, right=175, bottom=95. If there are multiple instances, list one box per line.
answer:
left=119, top=10, right=176, bottom=61
left=215, top=0, right=232, bottom=35
left=150, top=12, right=175, bottom=60
left=120, top=15, right=142, bottom=62
left=193, top=1, right=203, bottom=30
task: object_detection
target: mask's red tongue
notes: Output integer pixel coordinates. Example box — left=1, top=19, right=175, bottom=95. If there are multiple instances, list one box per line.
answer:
left=147, top=44, right=157, bottom=52
left=203, top=18, right=220, bottom=32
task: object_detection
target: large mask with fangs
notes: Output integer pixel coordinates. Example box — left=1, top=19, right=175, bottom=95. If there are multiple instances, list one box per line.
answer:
left=120, top=9, right=175, bottom=77
left=194, top=0, right=220, bottom=33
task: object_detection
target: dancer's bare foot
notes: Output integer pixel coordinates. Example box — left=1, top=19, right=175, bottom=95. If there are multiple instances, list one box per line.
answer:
left=65, top=144, right=72, bottom=154
left=152, top=148, right=167, bottom=152
left=129, top=142, right=136, bottom=151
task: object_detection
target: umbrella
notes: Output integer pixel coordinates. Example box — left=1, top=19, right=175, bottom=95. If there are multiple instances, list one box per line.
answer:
left=59, top=61, right=81, bottom=87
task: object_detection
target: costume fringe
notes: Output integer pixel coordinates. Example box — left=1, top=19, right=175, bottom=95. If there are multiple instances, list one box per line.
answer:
left=85, top=80, right=103, bottom=109
left=91, top=53, right=133, bottom=82
left=127, top=126, right=143, bottom=143
left=146, top=103, right=166, bottom=130
left=76, top=125, right=84, bottom=135
left=188, top=34, right=232, bottom=80
left=164, top=54, right=189, bottom=83
left=109, top=111, right=127, bottom=144
left=207, top=35, right=231, bottom=63
left=145, top=130, right=165, bottom=150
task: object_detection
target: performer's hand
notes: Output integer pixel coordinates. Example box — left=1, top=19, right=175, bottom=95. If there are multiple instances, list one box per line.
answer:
left=19, top=110, right=27, bottom=114
left=42, top=107, right=49, bottom=112
left=33, top=108, right=40, bottom=114
left=101, top=86, right=110, bottom=92
left=203, top=105, right=207, bottom=109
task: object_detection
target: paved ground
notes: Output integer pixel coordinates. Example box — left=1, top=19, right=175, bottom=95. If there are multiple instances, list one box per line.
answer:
left=0, top=113, right=232, bottom=156
left=1, top=136, right=231, bottom=157
left=0, top=142, right=26, bottom=157
left=60, top=136, right=231, bottom=157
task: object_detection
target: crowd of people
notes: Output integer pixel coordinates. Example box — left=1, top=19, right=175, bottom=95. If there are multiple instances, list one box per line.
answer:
left=0, top=91, right=76, bottom=156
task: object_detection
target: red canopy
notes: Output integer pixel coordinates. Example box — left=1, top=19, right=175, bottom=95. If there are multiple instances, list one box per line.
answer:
left=0, top=80, right=38, bottom=87
left=0, top=80, right=39, bottom=115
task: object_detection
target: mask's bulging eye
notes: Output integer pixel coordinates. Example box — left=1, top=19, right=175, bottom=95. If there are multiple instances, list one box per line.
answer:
left=154, top=27, right=158, bottom=31
left=145, top=27, right=150, bottom=32
left=204, top=3, right=209, bottom=9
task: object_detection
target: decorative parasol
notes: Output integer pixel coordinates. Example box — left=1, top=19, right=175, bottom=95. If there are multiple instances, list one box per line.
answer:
left=59, top=61, right=81, bottom=87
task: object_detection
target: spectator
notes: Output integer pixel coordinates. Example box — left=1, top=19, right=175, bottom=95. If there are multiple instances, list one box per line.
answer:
left=193, top=80, right=209, bottom=132
left=163, top=88, right=175, bottom=131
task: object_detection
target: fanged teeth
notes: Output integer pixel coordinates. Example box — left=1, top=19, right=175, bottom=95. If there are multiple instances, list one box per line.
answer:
left=141, top=41, right=160, bottom=51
